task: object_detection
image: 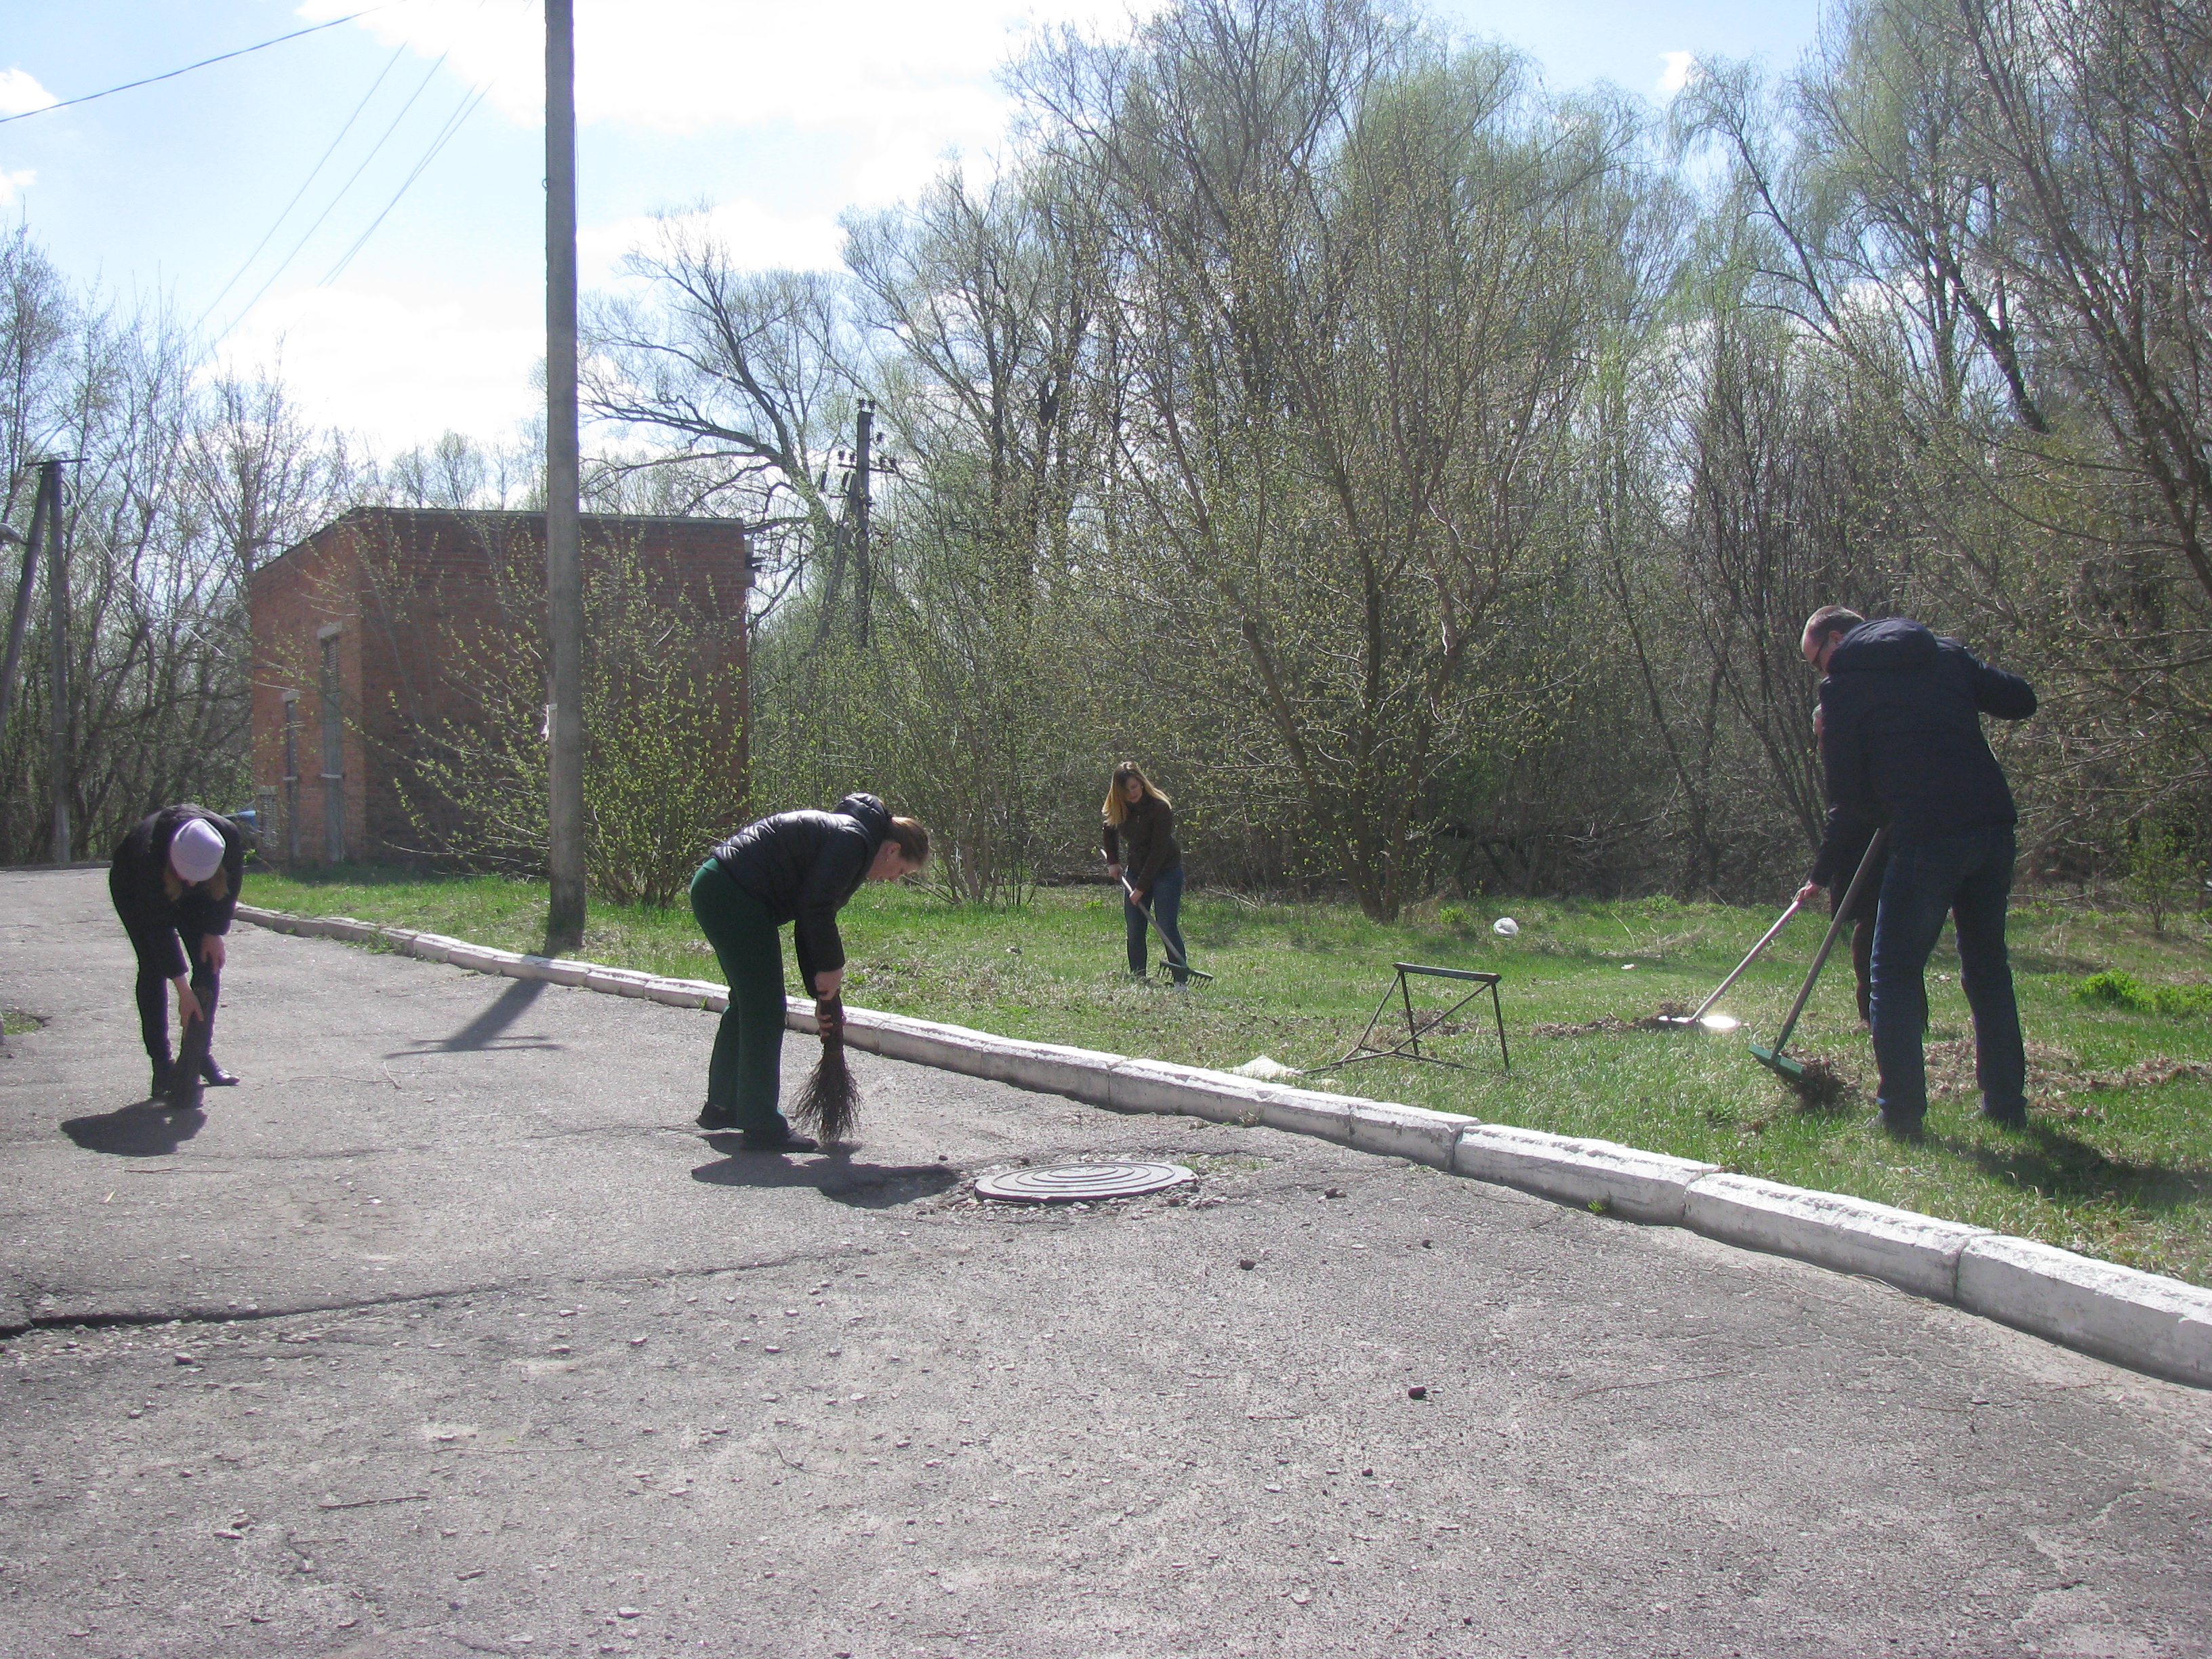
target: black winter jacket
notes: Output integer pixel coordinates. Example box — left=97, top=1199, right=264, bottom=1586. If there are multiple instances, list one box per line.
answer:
left=109, top=804, right=248, bottom=979
left=712, top=793, right=891, bottom=991
left=1102, top=794, right=1181, bottom=890
left=1811, top=619, right=2036, bottom=886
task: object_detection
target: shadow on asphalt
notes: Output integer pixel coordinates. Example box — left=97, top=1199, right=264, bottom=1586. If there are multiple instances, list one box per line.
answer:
left=691, top=1141, right=964, bottom=1209
left=60, top=1103, right=205, bottom=1156
left=388, top=977, right=561, bottom=1055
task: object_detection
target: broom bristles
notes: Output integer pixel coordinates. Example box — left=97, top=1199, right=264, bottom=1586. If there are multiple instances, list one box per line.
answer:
left=791, top=997, right=861, bottom=1143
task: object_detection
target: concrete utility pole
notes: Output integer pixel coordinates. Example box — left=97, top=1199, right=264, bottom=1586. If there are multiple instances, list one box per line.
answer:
left=544, top=0, right=586, bottom=949
left=851, top=398, right=874, bottom=648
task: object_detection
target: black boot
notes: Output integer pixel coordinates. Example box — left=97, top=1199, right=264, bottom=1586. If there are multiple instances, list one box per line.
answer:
left=199, top=1055, right=239, bottom=1086
left=148, top=1056, right=173, bottom=1103
left=741, top=1123, right=819, bottom=1153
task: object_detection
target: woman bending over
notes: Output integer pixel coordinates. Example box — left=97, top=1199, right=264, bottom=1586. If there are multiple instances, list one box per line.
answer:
left=691, top=793, right=928, bottom=1152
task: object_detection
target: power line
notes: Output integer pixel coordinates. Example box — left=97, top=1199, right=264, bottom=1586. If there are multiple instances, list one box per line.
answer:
left=196, top=43, right=409, bottom=333
left=320, top=81, right=489, bottom=285
left=0, top=11, right=380, bottom=126
left=211, top=52, right=449, bottom=344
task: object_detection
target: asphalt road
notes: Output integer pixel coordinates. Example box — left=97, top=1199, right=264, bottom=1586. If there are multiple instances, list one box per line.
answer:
left=2, top=867, right=2207, bottom=1659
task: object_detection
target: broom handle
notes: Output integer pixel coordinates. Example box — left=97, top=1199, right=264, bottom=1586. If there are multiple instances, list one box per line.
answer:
left=1690, top=899, right=1803, bottom=1021
left=1771, top=827, right=1890, bottom=1055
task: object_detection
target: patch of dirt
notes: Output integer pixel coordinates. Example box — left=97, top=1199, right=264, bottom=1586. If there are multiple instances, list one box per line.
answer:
left=1927, top=1039, right=2212, bottom=1120
left=1530, top=1006, right=1688, bottom=1037
left=1782, top=1057, right=1854, bottom=1109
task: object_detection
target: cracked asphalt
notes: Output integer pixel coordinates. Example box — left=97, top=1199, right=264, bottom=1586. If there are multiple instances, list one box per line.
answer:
left=2, top=867, right=2209, bottom=1658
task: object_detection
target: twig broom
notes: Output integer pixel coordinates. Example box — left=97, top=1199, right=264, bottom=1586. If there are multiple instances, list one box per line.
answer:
left=790, top=995, right=860, bottom=1144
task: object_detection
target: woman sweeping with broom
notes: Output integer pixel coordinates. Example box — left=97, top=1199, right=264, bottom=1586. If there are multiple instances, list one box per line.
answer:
left=690, top=793, right=929, bottom=1151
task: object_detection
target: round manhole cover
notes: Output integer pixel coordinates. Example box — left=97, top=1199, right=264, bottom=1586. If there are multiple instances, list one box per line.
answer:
left=974, top=1162, right=1195, bottom=1203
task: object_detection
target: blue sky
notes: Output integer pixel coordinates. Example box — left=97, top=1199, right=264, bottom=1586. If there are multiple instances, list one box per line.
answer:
left=1, top=1, right=1825, bottom=452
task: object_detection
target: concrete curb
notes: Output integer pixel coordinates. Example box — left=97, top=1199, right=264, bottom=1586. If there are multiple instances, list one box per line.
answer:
left=1456, top=1124, right=1717, bottom=1224
left=231, top=901, right=2212, bottom=1387
left=1957, top=1234, right=2212, bottom=1385
left=1682, top=1174, right=1990, bottom=1303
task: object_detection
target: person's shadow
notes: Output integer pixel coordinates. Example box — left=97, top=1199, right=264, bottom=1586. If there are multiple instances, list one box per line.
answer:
left=691, top=1139, right=962, bottom=1209
left=62, top=1102, right=205, bottom=1156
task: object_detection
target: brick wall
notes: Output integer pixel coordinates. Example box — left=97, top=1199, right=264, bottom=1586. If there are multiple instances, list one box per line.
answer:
left=249, top=508, right=750, bottom=866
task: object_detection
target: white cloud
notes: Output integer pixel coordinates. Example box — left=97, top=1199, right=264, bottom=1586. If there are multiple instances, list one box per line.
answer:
left=1658, top=50, right=1696, bottom=96
left=0, top=167, right=33, bottom=207
left=580, top=199, right=847, bottom=285
left=218, top=283, right=541, bottom=453
left=0, top=67, right=58, bottom=117
left=300, top=0, right=1145, bottom=206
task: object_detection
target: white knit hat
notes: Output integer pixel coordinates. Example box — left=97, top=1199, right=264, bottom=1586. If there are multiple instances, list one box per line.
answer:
left=168, top=818, right=226, bottom=883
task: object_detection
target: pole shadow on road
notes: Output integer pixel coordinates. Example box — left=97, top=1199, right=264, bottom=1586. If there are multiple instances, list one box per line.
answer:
left=61, top=1103, right=205, bottom=1157
left=386, top=977, right=562, bottom=1055
left=691, top=1140, right=962, bottom=1210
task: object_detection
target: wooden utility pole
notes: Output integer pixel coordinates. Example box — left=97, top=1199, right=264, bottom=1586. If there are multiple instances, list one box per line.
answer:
left=544, top=0, right=586, bottom=948
left=45, top=460, right=68, bottom=860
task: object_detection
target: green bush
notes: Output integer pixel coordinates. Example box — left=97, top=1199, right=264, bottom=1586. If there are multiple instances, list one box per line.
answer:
left=2074, top=969, right=2147, bottom=1008
left=2074, top=969, right=2211, bottom=1017
left=2150, top=983, right=2212, bottom=1017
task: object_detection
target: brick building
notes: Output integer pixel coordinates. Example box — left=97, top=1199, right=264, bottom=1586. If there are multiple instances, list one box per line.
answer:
left=248, top=507, right=749, bottom=865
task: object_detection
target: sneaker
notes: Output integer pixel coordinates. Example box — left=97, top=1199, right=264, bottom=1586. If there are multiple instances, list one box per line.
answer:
left=1874, top=1111, right=1925, bottom=1143
left=697, top=1101, right=737, bottom=1131
left=1980, top=1103, right=2028, bottom=1130
left=741, top=1127, right=820, bottom=1154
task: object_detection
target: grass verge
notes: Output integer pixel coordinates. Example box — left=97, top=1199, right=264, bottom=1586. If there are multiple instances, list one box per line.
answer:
left=243, top=863, right=2212, bottom=1288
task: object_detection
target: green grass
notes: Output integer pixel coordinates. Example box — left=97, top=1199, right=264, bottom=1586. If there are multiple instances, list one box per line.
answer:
left=245, top=863, right=2212, bottom=1287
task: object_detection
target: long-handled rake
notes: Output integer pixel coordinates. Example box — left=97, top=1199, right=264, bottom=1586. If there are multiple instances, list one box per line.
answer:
left=1654, top=898, right=1805, bottom=1031
left=1120, top=876, right=1214, bottom=983
left=1750, top=827, right=1889, bottom=1087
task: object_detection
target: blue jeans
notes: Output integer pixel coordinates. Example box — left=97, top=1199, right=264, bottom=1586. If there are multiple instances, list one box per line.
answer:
left=1869, top=825, right=2026, bottom=1124
left=1126, top=863, right=1188, bottom=983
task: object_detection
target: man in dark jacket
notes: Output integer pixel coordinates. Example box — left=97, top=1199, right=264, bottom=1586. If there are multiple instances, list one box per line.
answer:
left=108, top=804, right=249, bottom=1110
left=1794, top=609, right=2038, bottom=1137
left=689, top=793, right=929, bottom=1150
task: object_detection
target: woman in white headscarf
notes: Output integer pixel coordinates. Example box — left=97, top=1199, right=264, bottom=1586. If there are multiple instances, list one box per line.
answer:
left=108, top=805, right=247, bottom=1109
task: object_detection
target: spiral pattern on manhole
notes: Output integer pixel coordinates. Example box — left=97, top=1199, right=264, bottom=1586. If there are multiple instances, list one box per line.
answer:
left=973, top=1162, right=1195, bottom=1202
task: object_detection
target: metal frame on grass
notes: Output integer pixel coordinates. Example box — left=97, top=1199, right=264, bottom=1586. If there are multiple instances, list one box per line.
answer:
left=1318, top=962, right=1509, bottom=1073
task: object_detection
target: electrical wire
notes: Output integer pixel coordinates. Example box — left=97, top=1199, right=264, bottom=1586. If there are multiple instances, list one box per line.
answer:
left=196, top=43, right=409, bottom=332
left=210, top=52, right=449, bottom=344
left=0, top=11, right=378, bottom=125
left=319, top=80, right=489, bottom=286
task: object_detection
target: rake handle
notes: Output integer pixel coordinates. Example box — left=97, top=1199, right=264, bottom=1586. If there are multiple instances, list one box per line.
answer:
left=1770, top=827, right=1890, bottom=1057
left=1120, top=877, right=1214, bottom=981
left=1690, top=898, right=1804, bottom=1022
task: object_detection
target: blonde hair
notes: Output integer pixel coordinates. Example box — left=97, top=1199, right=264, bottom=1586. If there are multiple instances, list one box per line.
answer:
left=1102, top=761, right=1170, bottom=827
left=163, top=865, right=230, bottom=904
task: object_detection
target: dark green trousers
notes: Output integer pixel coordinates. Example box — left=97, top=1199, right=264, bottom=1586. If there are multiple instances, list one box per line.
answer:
left=689, top=859, right=788, bottom=1134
